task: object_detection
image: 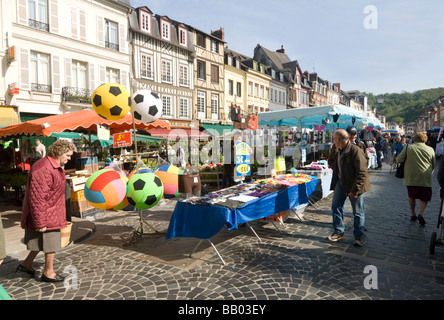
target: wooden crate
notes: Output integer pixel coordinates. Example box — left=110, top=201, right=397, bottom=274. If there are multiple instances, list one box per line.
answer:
left=70, top=189, right=85, bottom=202
left=71, top=199, right=94, bottom=214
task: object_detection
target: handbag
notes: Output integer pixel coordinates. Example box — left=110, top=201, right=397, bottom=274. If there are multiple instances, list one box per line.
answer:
left=395, top=146, right=408, bottom=178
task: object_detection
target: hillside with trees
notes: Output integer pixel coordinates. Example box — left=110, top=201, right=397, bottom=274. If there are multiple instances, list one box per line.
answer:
left=363, top=88, right=444, bottom=124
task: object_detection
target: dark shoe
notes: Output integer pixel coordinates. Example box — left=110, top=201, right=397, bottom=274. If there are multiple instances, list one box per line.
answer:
left=16, top=264, right=35, bottom=276
left=410, top=216, right=417, bottom=221
left=418, top=215, right=426, bottom=226
left=41, top=273, right=65, bottom=283
left=354, top=238, right=365, bottom=247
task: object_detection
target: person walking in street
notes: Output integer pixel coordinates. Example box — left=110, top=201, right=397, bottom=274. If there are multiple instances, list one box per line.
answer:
left=393, top=136, right=406, bottom=161
left=17, top=139, right=76, bottom=282
left=396, top=132, right=435, bottom=225
left=346, top=125, right=369, bottom=167
left=374, top=131, right=383, bottom=169
left=327, top=129, right=371, bottom=246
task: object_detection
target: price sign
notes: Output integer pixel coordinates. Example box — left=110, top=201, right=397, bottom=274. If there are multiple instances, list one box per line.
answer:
left=235, top=142, right=251, bottom=176
left=113, top=132, right=132, bottom=148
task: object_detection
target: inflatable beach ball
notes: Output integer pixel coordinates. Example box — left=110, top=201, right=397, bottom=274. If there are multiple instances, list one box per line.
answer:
left=127, top=167, right=154, bottom=180
left=155, top=164, right=179, bottom=199
left=91, top=83, right=131, bottom=120
left=84, top=168, right=128, bottom=210
left=127, top=173, right=164, bottom=210
left=132, top=90, right=162, bottom=123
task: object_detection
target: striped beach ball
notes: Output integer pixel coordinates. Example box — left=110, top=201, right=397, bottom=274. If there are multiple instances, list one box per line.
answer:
left=84, top=168, right=128, bottom=210
left=155, top=164, right=179, bottom=199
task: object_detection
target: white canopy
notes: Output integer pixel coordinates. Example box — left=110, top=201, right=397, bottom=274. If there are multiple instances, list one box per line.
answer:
left=258, top=105, right=365, bottom=129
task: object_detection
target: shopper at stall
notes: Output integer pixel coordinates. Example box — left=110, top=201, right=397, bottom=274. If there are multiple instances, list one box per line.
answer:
left=35, top=139, right=46, bottom=159
left=396, top=132, right=435, bottom=225
left=17, top=139, right=76, bottom=282
left=222, top=132, right=241, bottom=188
left=327, top=129, right=370, bottom=246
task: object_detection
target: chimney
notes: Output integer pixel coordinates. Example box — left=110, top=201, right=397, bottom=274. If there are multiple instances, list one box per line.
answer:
left=334, top=82, right=341, bottom=93
left=211, top=27, right=224, bottom=41
left=276, top=45, right=285, bottom=54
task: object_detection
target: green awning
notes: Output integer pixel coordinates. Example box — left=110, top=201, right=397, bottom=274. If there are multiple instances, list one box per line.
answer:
left=135, top=134, right=167, bottom=143
left=201, top=123, right=233, bottom=135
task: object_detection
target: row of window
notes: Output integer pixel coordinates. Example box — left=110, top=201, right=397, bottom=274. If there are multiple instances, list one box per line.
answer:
left=30, top=51, right=120, bottom=91
left=140, top=53, right=189, bottom=86
left=28, top=0, right=120, bottom=51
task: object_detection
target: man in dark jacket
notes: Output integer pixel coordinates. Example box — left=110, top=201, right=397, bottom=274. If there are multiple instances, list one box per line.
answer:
left=327, top=129, right=371, bottom=246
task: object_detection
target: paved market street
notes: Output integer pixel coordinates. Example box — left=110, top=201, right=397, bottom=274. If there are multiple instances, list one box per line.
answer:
left=1, top=161, right=444, bottom=301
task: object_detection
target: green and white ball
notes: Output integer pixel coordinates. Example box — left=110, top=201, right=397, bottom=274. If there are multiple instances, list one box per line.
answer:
left=126, top=172, right=163, bottom=210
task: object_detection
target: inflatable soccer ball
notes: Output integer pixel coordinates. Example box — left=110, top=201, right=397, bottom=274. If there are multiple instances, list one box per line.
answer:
left=155, top=164, right=179, bottom=199
left=127, top=173, right=163, bottom=210
left=84, top=168, right=128, bottom=209
left=92, top=83, right=131, bottom=120
left=132, top=90, right=162, bottom=123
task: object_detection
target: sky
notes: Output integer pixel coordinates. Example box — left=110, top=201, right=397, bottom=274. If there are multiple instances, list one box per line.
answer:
left=129, top=0, right=444, bottom=95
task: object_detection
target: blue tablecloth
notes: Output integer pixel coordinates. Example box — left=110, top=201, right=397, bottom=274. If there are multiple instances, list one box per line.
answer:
left=166, top=178, right=318, bottom=240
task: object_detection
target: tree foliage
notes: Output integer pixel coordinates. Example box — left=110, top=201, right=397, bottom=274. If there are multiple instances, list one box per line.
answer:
left=363, top=88, right=444, bottom=123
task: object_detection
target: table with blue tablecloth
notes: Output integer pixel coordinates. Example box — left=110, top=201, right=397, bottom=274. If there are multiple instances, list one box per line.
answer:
left=165, top=175, right=318, bottom=263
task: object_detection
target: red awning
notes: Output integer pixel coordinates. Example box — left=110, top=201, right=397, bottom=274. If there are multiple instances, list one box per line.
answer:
left=0, top=110, right=170, bottom=139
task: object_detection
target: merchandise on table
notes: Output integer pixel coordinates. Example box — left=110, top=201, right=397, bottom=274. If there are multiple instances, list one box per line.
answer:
left=182, top=173, right=316, bottom=208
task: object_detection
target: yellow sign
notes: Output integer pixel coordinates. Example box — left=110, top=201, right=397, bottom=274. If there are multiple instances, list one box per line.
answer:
left=235, top=142, right=251, bottom=176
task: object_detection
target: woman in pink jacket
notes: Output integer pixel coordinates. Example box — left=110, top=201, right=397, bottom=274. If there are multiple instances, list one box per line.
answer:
left=17, top=139, right=75, bottom=282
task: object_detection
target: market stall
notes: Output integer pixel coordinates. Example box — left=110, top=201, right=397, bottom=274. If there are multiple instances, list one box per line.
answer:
left=166, top=173, right=318, bottom=264
left=0, top=109, right=171, bottom=217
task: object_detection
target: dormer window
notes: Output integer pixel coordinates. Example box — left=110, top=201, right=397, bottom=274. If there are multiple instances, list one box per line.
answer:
left=140, top=10, right=151, bottom=33
left=227, top=55, right=232, bottom=66
left=161, top=19, right=170, bottom=41
left=178, top=26, right=187, bottom=46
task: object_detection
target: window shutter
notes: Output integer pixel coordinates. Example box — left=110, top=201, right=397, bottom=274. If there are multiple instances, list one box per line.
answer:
left=79, top=10, right=86, bottom=41
left=65, top=58, right=72, bottom=87
left=52, top=55, right=61, bottom=94
left=71, top=7, right=78, bottom=40
left=49, top=0, right=59, bottom=33
left=99, top=65, right=106, bottom=84
left=119, top=23, right=126, bottom=53
left=89, top=63, right=95, bottom=91
left=97, top=16, right=104, bottom=47
left=19, top=48, right=30, bottom=90
left=120, top=70, right=128, bottom=88
left=17, top=0, right=27, bottom=25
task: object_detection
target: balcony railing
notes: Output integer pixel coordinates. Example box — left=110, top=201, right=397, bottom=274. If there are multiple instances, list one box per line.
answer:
left=105, top=41, right=119, bottom=51
left=31, top=83, right=51, bottom=93
left=28, top=19, right=49, bottom=32
left=62, top=86, right=92, bottom=104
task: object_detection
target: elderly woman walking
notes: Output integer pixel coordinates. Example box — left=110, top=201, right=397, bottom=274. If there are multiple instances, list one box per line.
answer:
left=16, top=139, right=76, bottom=282
left=396, top=132, right=435, bottom=225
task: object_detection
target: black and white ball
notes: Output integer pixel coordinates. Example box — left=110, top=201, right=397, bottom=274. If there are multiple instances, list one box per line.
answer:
left=132, top=90, right=162, bottom=123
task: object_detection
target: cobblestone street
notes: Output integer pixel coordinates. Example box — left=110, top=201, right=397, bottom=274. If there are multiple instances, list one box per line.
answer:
left=1, top=163, right=444, bottom=302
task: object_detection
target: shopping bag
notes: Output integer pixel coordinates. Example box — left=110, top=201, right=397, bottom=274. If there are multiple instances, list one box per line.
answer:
left=61, top=222, right=72, bottom=248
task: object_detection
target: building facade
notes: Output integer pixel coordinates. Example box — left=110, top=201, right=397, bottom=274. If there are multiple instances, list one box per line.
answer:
left=1, top=0, right=132, bottom=122
left=189, top=26, right=225, bottom=130
left=129, top=6, right=195, bottom=131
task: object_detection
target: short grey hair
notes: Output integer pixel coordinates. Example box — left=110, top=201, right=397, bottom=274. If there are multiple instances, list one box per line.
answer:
left=48, top=139, right=76, bottom=157
left=334, top=129, right=349, bottom=141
